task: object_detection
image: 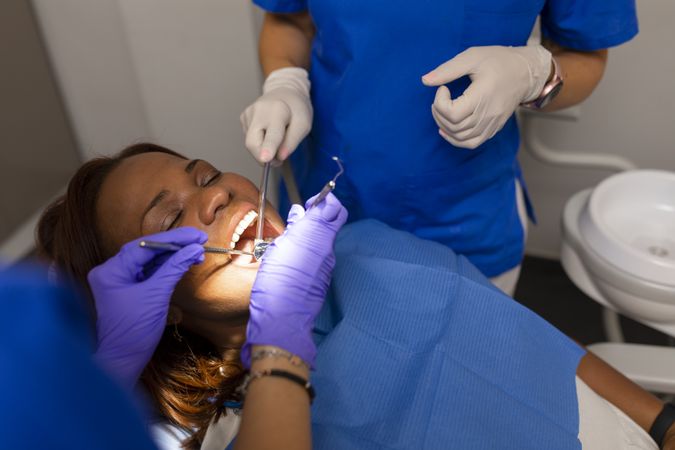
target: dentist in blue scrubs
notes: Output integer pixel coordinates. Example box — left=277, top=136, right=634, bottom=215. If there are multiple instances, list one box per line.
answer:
left=241, top=0, right=638, bottom=295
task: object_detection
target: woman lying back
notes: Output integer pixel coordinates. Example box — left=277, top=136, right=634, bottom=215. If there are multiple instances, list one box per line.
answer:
left=37, top=143, right=671, bottom=449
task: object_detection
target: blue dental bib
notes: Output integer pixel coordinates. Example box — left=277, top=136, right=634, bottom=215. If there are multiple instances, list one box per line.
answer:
left=311, top=220, right=585, bottom=449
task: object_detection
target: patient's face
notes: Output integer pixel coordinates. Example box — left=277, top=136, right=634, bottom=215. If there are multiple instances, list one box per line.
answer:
left=96, top=152, right=285, bottom=329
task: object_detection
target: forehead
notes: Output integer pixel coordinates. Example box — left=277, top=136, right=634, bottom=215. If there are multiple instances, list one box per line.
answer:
left=97, top=152, right=185, bottom=250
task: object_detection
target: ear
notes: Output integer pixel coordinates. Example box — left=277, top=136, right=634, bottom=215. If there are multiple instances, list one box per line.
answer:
left=166, top=305, right=183, bottom=325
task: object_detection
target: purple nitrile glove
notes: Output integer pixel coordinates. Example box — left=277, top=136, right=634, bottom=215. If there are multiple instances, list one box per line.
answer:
left=88, top=227, right=207, bottom=388
left=241, top=192, right=348, bottom=369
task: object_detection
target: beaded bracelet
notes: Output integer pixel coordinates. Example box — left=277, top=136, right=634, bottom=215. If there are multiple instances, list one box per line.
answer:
left=250, top=347, right=310, bottom=370
left=240, top=369, right=315, bottom=403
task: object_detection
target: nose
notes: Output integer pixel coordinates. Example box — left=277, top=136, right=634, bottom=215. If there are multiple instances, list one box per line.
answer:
left=198, top=186, right=231, bottom=225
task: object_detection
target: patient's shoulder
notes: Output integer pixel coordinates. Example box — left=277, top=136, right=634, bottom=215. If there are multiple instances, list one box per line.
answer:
left=337, top=220, right=484, bottom=278
left=337, top=219, right=447, bottom=258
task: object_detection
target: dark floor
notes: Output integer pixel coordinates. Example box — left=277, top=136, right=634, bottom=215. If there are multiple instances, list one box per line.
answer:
left=514, top=255, right=670, bottom=347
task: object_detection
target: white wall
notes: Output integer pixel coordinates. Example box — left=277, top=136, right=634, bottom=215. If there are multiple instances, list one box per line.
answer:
left=520, top=0, right=675, bottom=258
left=31, top=0, right=265, bottom=186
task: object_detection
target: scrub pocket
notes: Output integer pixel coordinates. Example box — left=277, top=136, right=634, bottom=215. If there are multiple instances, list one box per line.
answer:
left=461, top=0, right=542, bottom=47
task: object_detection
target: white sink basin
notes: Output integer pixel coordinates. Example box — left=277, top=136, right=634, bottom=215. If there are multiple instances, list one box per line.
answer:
left=579, top=170, right=675, bottom=287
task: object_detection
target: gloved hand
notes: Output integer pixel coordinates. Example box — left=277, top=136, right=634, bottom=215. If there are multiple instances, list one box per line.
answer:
left=422, top=45, right=552, bottom=149
left=89, top=227, right=207, bottom=388
left=241, top=192, right=348, bottom=369
left=240, top=67, right=313, bottom=164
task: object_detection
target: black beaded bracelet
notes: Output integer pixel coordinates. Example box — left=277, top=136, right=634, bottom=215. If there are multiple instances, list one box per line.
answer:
left=241, top=368, right=315, bottom=403
left=650, top=403, right=675, bottom=448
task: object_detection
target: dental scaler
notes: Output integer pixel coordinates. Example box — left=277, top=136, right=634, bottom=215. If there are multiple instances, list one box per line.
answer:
left=139, top=240, right=254, bottom=256
left=252, top=156, right=344, bottom=261
left=308, top=157, right=344, bottom=210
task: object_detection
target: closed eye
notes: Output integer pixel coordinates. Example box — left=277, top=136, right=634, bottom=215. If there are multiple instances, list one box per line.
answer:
left=165, top=210, right=183, bottom=230
left=202, top=170, right=222, bottom=187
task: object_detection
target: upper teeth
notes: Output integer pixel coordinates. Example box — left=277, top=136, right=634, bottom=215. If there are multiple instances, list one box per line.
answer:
left=230, top=210, right=258, bottom=249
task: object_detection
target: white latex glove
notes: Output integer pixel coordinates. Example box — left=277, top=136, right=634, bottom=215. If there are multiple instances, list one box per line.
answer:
left=422, top=45, right=552, bottom=149
left=240, top=67, right=313, bottom=164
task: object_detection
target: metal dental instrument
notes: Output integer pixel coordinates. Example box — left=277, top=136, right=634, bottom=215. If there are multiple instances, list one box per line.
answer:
left=308, top=157, right=344, bottom=210
left=253, top=162, right=272, bottom=260
left=251, top=156, right=345, bottom=260
left=139, top=240, right=254, bottom=256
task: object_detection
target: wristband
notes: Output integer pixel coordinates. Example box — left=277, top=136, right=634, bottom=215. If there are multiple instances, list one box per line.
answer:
left=521, top=56, right=563, bottom=110
left=650, top=403, right=675, bottom=448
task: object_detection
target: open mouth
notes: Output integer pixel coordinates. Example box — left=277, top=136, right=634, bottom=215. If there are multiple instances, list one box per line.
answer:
left=229, top=210, right=280, bottom=266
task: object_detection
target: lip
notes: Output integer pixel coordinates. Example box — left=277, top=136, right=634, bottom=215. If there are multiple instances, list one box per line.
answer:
left=198, top=201, right=285, bottom=277
left=218, top=201, right=284, bottom=254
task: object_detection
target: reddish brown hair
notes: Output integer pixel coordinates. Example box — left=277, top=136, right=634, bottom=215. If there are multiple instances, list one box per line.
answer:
left=36, top=143, right=244, bottom=449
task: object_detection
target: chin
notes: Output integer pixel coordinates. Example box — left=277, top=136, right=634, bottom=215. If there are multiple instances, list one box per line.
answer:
left=195, top=264, right=257, bottom=306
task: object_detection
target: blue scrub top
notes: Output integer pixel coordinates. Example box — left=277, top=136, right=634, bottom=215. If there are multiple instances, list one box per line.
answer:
left=0, top=265, right=157, bottom=450
left=254, top=0, right=638, bottom=277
